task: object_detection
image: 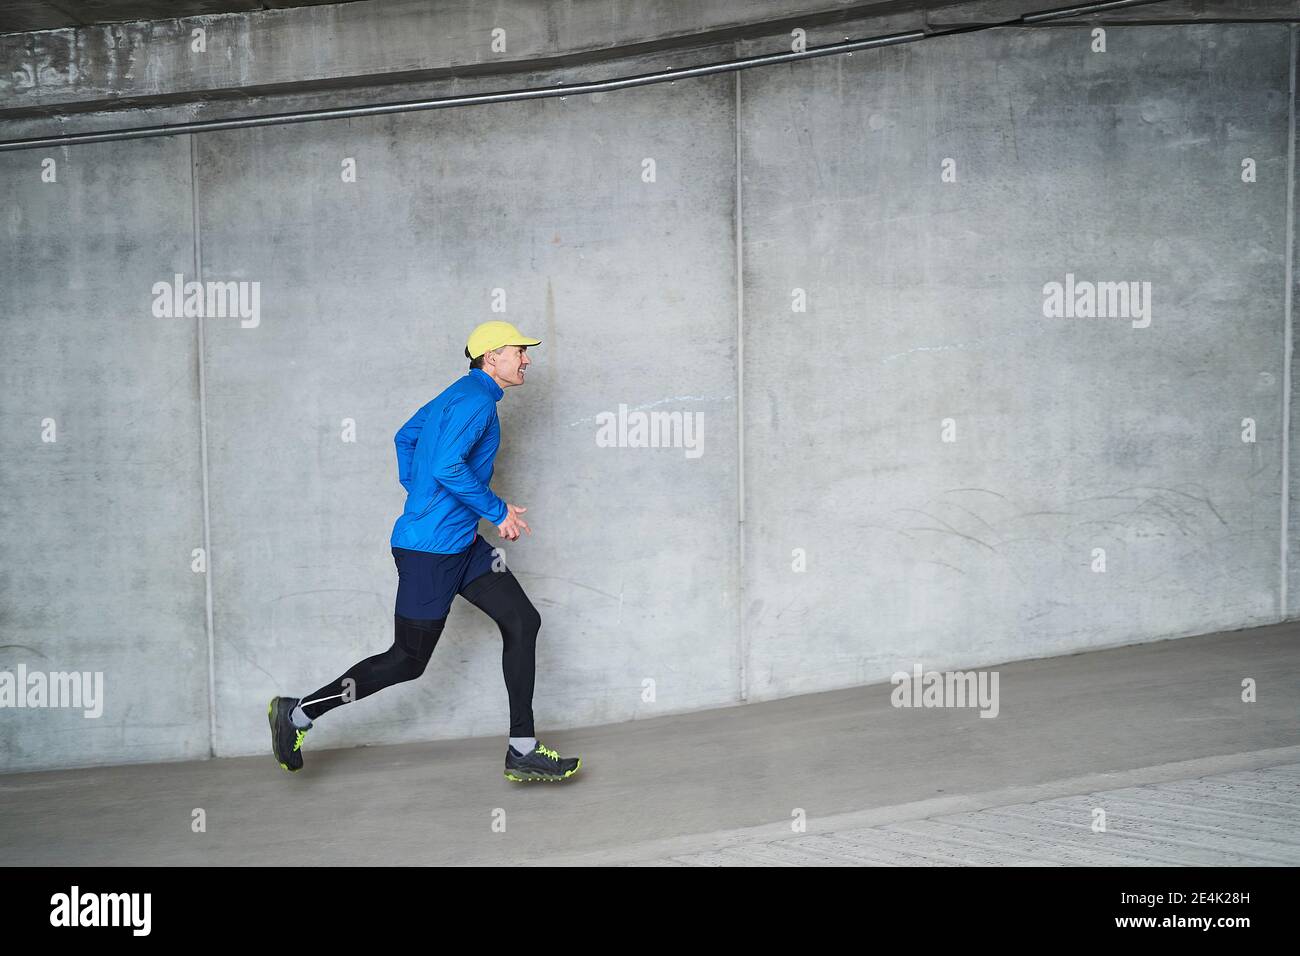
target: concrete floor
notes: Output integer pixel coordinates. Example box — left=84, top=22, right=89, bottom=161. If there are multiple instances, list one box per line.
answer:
left=626, top=760, right=1300, bottom=866
left=1, top=623, right=1297, bottom=866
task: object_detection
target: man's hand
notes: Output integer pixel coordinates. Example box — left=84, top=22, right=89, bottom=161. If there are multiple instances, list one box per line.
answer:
left=496, top=503, right=531, bottom=541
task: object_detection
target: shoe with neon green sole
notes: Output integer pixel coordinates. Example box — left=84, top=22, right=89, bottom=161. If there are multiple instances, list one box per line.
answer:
left=504, top=741, right=581, bottom=782
left=268, top=696, right=310, bottom=773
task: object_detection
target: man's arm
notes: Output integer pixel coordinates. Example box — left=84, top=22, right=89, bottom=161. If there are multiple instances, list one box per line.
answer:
left=431, top=398, right=510, bottom=525
left=394, top=401, right=433, bottom=493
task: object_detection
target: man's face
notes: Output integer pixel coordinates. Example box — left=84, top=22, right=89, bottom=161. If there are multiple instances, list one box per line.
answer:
left=488, top=345, right=530, bottom=387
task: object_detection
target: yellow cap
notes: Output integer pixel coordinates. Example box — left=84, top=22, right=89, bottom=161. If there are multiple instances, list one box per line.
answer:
left=466, top=320, right=541, bottom=359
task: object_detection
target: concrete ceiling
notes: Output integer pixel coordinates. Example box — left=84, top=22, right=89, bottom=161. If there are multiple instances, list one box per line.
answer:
left=0, top=0, right=363, bottom=34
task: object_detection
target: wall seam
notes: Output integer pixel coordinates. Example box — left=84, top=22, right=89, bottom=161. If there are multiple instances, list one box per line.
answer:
left=735, top=53, right=748, bottom=702
left=190, top=133, right=218, bottom=757
left=1283, top=26, right=1296, bottom=620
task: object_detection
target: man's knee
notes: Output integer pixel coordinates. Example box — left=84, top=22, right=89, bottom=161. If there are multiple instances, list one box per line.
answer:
left=503, top=576, right=541, bottom=637
left=497, top=594, right=540, bottom=650
left=464, top=571, right=540, bottom=638
left=520, top=601, right=540, bottom=639
left=394, top=614, right=445, bottom=674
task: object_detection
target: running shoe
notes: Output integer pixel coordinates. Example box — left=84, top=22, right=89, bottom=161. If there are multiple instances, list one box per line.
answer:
left=504, top=741, right=581, bottom=782
left=268, top=696, right=310, bottom=773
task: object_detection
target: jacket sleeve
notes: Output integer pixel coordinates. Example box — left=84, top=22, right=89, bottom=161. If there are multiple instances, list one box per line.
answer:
left=394, top=401, right=433, bottom=494
left=431, top=398, right=510, bottom=525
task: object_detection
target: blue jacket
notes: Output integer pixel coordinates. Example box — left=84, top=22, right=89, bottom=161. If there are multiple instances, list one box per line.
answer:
left=390, top=368, right=510, bottom=554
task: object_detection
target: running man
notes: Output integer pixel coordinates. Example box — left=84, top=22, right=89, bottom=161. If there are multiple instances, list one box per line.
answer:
left=268, top=321, right=581, bottom=783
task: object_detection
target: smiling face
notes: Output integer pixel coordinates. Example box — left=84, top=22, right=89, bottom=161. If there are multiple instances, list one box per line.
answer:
left=484, top=344, right=530, bottom=388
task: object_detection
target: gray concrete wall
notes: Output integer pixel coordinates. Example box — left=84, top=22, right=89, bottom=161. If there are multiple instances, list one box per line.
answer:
left=2, top=3, right=1298, bottom=771
left=0, top=0, right=924, bottom=115
left=738, top=21, right=1293, bottom=699
left=0, top=137, right=211, bottom=768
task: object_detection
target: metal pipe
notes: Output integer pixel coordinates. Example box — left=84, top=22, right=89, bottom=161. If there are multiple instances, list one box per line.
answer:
left=1023, top=0, right=1161, bottom=23
left=0, top=0, right=1170, bottom=152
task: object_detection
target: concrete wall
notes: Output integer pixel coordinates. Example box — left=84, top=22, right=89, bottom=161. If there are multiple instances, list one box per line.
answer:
left=738, top=22, right=1293, bottom=699
left=0, top=0, right=917, bottom=113
left=2, top=2, right=1298, bottom=771
left=0, top=137, right=212, bottom=768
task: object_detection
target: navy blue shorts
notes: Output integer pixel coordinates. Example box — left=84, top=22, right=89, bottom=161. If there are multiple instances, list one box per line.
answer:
left=392, top=532, right=503, bottom=621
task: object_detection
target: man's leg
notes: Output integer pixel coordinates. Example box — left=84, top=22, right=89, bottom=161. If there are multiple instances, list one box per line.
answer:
left=458, top=570, right=538, bottom=740
left=299, top=614, right=445, bottom=720
left=459, top=568, right=582, bottom=782
left=270, top=545, right=470, bottom=773
left=297, top=545, right=461, bottom=722
left=268, top=614, right=444, bottom=772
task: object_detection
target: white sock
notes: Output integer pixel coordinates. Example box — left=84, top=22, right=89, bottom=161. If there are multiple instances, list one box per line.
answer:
left=509, top=736, right=537, bottom=754
left=290, top=704, right=312, bottom=729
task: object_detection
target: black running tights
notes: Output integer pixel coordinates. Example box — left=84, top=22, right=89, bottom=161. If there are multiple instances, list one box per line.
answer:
left=299, top=570, right=539, bottom=736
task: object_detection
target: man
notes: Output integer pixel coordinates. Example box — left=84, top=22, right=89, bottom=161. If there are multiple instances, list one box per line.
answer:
left=268, top=320, right=581, bottom=783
